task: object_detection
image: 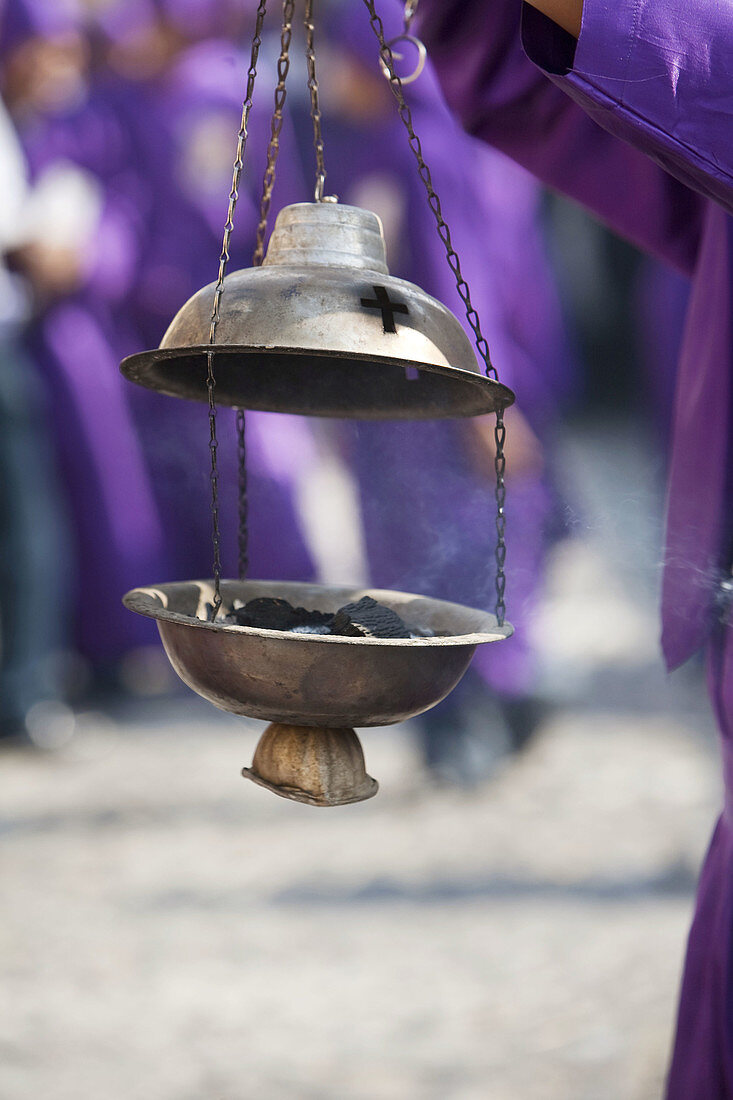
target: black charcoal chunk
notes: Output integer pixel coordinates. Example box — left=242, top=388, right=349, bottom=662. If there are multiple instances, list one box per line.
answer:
left=330, top=596, right=411, bottom=639
left=210, top=593, right=434, bottom=639
left=224, top=598, right=336, bottom=633
left=227, top=597, right=299, bottom=631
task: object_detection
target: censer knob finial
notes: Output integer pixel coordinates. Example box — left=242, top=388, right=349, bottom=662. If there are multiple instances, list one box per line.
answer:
left=262, top=201, right=389, bottom=273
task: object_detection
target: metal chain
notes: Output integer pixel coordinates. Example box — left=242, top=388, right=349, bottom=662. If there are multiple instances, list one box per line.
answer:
left=205, top=351, right=224, bottom=614
left=363, top=1, right=496, bottom=382
left=304, top=0, right=330, bottom=202
left=236, top=408, right=249, bottom=579
left=235, top=404, right=249, bottom=580
left=206, top=0, right=268, bottom=613
left=494, top=412, right=507, bottom=626
left=252, top=0, right=295, bottom=266
left=236, top=0, right=296, bottom=585
left=362, top=0, right=508, bottom=625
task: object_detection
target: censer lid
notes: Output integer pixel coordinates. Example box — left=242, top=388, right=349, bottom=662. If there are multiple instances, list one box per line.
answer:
left=121, top=202, right=514, bottom=419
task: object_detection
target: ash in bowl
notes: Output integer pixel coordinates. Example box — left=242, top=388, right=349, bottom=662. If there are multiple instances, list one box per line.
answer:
left=202, top=595, right=445, bottom=639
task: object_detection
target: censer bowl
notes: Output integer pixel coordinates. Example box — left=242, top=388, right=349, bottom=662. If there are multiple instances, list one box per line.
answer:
left=122, top=579, right=512, bottom=728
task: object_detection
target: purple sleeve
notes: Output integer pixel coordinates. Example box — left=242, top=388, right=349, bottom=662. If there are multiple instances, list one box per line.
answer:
left=553, top=0, right=733, bottom=214
left=415, top=0, right=704, bottom=274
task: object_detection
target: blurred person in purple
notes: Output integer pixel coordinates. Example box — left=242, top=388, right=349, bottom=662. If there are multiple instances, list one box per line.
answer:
left=0, top=85, right=71, bottom=739
left=1, top=0, right=170, bottom=690
left=2, top=0, right=317, bottom=695
left=100, top=0, right=317, bottom=592
left=414, top=0, right=733, bottom=1091
left=314, top=0, right=574, bottom=781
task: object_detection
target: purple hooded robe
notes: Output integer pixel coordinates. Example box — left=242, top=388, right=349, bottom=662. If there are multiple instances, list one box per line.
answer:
left=0, top=0, right=170, bottom=662
left=114, top=29, right=318, bottom=591
left=6, top=8, right=318, bottom=662
left=414, top=0, right=733, bottom=1093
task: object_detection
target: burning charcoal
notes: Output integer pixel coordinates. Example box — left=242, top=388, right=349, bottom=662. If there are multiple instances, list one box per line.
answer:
left=330, top=596, right=411, bottom=639
left=211, top=593, right=433, bottom=639
left=227, top=597, right=299, bottom=631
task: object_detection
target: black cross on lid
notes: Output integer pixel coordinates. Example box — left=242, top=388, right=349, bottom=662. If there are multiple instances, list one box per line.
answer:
left=360, top=285, right=409, bottom=333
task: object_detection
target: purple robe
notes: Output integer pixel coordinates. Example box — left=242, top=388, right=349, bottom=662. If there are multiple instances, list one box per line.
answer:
left=0, top=0, right=81, bottom=51
left=636, top=259, right=690, bottom=445
left=120, top=35, right=317, bottom=589
left=10, top=27, right=317, bottom=661
left=415, top=0, right=733, bottom=1092
left=12, top=71, right=168, bottom=661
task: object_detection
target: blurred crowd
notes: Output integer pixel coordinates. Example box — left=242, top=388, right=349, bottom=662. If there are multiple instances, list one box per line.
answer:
left=0, top=0, right=686, bottom=777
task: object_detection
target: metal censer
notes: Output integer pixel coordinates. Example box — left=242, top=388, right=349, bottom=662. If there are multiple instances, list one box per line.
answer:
left=121, top=0, right=515, bottom=807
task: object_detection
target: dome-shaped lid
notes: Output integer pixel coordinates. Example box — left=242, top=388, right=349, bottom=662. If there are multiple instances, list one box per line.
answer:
left=121, top=202, right=513, bottom=419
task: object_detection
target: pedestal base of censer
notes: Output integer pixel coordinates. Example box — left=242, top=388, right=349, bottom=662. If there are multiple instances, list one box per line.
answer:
left=242, top=723, right=378, bottom=807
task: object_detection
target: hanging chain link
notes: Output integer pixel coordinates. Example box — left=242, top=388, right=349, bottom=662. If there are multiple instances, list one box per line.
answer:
left=363, top=0, right=508, bottom=625
left=205, top=349, right=224, bottom=614
left=236, top=408, right=249, bottom=579
left=252, top=0, right=295, bottom=266
left=233, top=0, right=295, bottom=586
left=234, top=407, right=249, bottom=583
left=494, top=412, right=507, bottom=625
left=205, top=0, right=268, bottom=613
left=304, top=0, right=331, bottom=202
left=364, top=1, right=496, bottom=382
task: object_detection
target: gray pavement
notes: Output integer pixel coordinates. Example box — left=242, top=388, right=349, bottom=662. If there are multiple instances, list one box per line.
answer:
left=0, top=678, right=720, bottom=1100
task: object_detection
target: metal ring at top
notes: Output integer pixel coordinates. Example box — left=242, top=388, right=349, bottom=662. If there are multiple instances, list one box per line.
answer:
left=378, top=34, right=427, bottom=85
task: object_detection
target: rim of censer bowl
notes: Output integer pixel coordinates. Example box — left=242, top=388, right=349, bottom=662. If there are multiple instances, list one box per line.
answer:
left=122, top=580, right=513, bottom=648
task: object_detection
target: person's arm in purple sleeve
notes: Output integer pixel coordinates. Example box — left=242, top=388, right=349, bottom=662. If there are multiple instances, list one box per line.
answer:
left=415, top=0, right=704, bottom=274
left=521, top=0, right=733, bottom=217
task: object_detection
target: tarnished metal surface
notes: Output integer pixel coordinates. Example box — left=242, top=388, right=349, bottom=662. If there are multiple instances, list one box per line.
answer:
left=122, top=579, right=512, bottom=727
left=242, top=723, right=379, bottom=806
left=263, top=203, right=386, bottom=269
left=120, top=203, right=514, bottom=418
